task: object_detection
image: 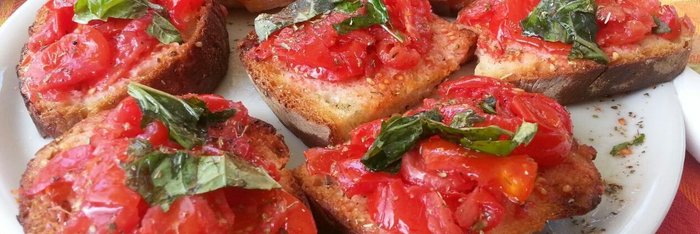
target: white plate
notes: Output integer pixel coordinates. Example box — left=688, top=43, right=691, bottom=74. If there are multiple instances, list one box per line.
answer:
left=0, top=1, right=687, bottom=233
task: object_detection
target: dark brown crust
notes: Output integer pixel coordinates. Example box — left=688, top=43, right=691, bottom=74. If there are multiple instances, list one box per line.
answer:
left=508, top=42, right=692, bottom=104
left=17, top=0, right=229, bottom=138
left=17, top=114, right=303, bottom=234
left=294, top=142, right=604, bottom=233
left=239, top=17, right=476, bottom=147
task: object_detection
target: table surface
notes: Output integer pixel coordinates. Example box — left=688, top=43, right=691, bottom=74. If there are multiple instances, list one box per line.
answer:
left=1, top=0, right=699, bottom=233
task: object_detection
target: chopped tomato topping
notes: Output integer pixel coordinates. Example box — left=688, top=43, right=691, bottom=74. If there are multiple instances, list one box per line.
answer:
left=251, top=0, right=434, bottom=82
left=24, top=95, right=315, bottom=233
left=306, top=76, right=573, bottom=232
left=457, top=0, right=691, bottom=56
left=24, top=0, right=205, bottom=102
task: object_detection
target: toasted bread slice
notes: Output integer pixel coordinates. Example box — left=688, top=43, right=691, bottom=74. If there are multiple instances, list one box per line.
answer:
left=460, top=2, right=694, bottom=104
left=18, top=112, right=306, bottom=234
left=17, top=0, right=229, bottom=138
left=294, top=142, right=603, bottom=233
left=240, top=18, right=475, bottom=147
left=475, top=33, right=693, bottom=104
left=218, top=0, right=293, bottom=12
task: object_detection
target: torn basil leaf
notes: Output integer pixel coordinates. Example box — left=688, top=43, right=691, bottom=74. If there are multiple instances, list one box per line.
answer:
left=333, top=0, right=403, bottom=41
left=521, top=0, right=609, bottom=64
left=480, top=95, right=497, bottom=114
left=610, top=134, right=645, bottom=156
left=147, top=13, right=183, bottom=43
left=361, top=109, right=537, bottom=172
left=124, top=144, right=281, bottom=211
left=460, top=122, right=538, bottom=156
left=450, top=110, right=485, bottom=128
left=335, top=0, right=362, bottom=13
left=73, top=0, right=148, bottom=24
left=254, top=0, right=340, bottom=41
left=127, top=83, right=235, bottom=149
left=652, top=16, right=672, bottom=34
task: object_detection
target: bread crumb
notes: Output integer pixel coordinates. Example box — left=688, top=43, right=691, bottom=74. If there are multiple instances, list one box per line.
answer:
left=195, top=41, right=203, bottom=47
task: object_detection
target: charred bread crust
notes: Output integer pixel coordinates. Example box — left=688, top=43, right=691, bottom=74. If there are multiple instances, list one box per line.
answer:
left=472, top=25, right=694, bottom=105
left=18, top=116, right=301, bottom=234
left=239, top=18, right=476, bottom=147
left=293, top=142, right=604, bottom=233
left=17, top=0, right=230, bottom=138
left=505, top=40, right=692, bottom=104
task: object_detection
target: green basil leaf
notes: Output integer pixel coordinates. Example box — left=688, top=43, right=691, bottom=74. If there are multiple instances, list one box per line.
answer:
left=460, top=122, right=538, bottom=156
left=610, top=134, right=645, bottom=156
left=254, top=0, right=340, bottom=42
left=521, top=0, right=609, bottom=64
left=480, top=95, right=497, bottom=114
left=361, top=114, right=428, bottom=172
left=653, top=16, right=672, bottom=34
left=450, top=110, right=485, bottom=128
left=127, top=83, right=235, bottom=149
left=335, top=0, right=362, bottom=13
left=147, top=13, right=183, bottom=44
left=333, top=0, right=387, bottom=34
left=73, top=0, right=148, bottom=24
left=124, top=143, right=281, bottom=211
left=361, top=109, right=535, bottom=172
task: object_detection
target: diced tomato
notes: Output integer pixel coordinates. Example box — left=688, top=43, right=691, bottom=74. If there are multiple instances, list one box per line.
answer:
left=103, top=16, right=159, bottom=85
left=25, top=145, right=93, bottom=195
left=252, top=0, right=434, bottom=82
left=367, top=179, right=430, bottom=233
left=195, top=94, right=237, bottom=112
left=509, top=94, right=573, bottom=167
left=140, top=196, right=232, bottom=234
left=137, top=121, right=170, bottom=146
left=224, top=188, right=317, bottom=234
left=333, top=159, right=395, bottom=196
left=156, top=0, right=205, bottom=32
left=101, top=98, right=144, bottom=140
left=421, top=190, right=463, bottom=234
left=655, top=5, right=683, bottom=40
left=348, top=120, right=383, bottom=149
left=26, top=27, right=112, bottom=92
left=26, top=2, right=76, bottom=52
left=402, top=144, right=477, bottom=195
left=453, top=188, right=505, bottom=232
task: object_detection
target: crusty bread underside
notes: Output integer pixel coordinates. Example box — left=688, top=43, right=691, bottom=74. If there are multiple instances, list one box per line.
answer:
left=293, top=142, right=604, bottom=234
left=240, top=18, right=475, bottom=147
left=474, top=31, right=693, bottom=104
left=17, top=0, right=230, bottom=138
left=18, top=114, right=300, bottom=234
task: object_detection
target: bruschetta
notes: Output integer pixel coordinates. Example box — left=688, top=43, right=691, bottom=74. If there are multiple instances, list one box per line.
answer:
left=18, top=83, right=316, bottom=234
left=239, top=0, right=476, bottom=146
left=457, top=0, right=694, bottom=104
left=17, top=0, right=229, bottom=137
left=294, top=76, right=604, bottom=233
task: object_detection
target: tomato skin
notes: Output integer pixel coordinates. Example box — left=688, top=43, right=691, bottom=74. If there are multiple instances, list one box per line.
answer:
left=368, top=180, right=430, bottom=233
left=25, top=145, right=94, bottom=196
left=137, top=121, right=170, bottom=146
left=27, top=27, right=112, bottom=92
left=224, top=188, right=317, bottom=234
left=656, top=5, right=683, bottom=40
left=140, top=196, right=231, bottom=234
left=454, top=188, right=505, bottom=232
left=155, top=0, right=204, bottom=32
left=27, top=1, right=76, bottom=52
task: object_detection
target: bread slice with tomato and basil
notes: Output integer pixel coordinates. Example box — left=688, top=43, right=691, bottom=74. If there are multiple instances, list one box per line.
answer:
left=294, top=76, right=604, bottom=233
left=17, top=0, right=229, bottom=138
left=17, top=83, right=317, bottom=234
left=457, top=0, right=694, bottom=104
left=239, top=0, right=476, bottom=147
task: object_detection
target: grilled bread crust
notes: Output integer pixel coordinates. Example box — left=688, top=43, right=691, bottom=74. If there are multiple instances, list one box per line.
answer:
left=239, top=18, right=476, bottom=147
left=293, top=142, right=604, bottom=234
left=17, top=0, right=230, bottom=138
left=18, top=113, right=302, bottom=234
left=472, top=25, right=694, bottom=104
